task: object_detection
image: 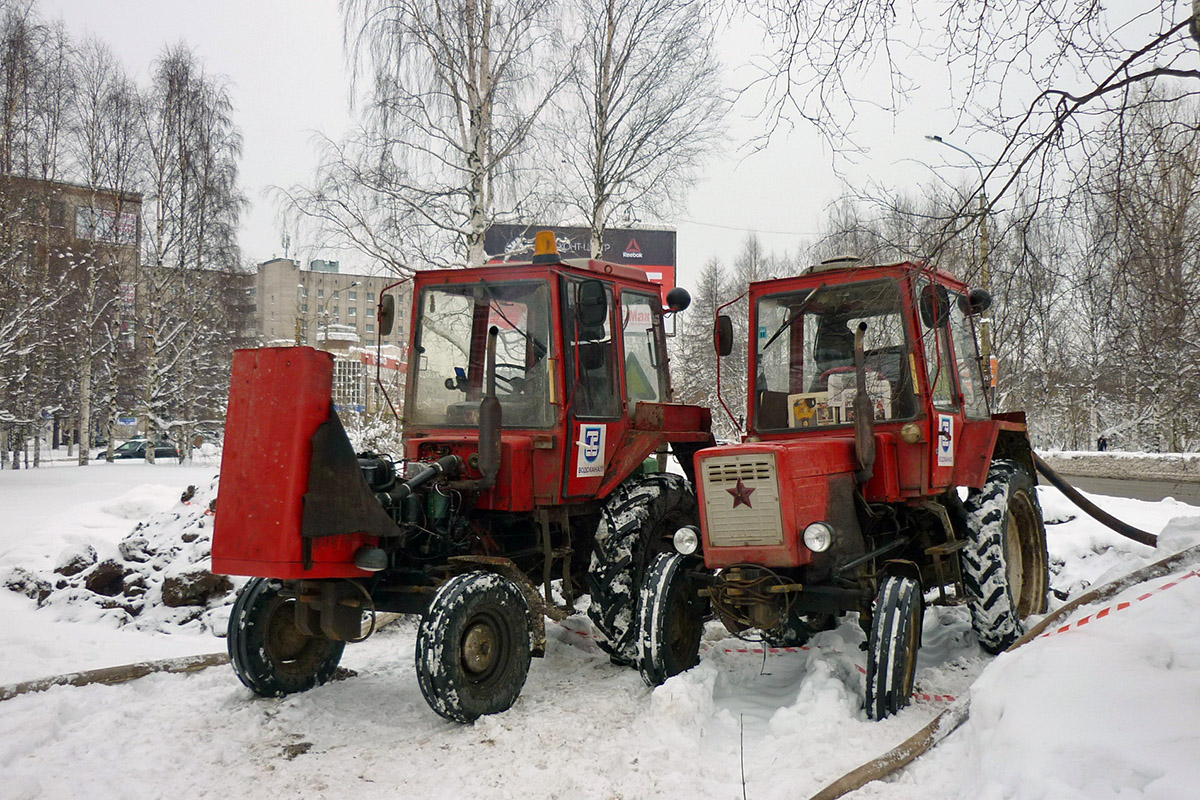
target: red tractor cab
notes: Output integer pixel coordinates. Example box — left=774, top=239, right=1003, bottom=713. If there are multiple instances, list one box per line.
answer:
left=637, top=258, right=1049, bottom=720
left=214, top=233, right=713, bottom=722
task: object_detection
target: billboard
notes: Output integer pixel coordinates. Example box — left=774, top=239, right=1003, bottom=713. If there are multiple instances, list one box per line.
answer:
left=484, top=224, right=677, bottom=302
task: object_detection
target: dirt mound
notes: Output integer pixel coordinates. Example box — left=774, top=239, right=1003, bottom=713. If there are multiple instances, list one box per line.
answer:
left=1, top=477, right=242, bottom=636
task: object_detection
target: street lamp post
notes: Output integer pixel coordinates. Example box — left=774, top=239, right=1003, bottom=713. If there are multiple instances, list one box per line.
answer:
left=926, top=134, right=993, bottom=398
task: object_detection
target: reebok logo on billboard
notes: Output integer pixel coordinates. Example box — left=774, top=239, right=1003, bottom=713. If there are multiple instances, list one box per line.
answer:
left=623, top=238, right=643, bottom=258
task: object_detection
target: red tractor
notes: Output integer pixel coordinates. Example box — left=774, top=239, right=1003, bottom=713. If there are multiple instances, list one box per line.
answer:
left=212, top=233, right=713, bottom=722
left=636, top=257, right=1050, bottom=719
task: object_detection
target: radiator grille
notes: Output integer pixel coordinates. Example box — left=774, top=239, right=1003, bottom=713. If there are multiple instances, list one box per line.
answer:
left=701, top=453, right=784, bottom=547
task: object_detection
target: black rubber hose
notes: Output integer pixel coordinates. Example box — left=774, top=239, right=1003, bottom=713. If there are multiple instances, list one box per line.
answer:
left=387, top=454, right=462, bottom=502
left=1032, top=452, right=1157, bottom=547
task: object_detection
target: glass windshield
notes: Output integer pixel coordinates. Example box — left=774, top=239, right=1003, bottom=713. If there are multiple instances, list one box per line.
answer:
left=754, top=278, right=917, bottom=430
left=410, top=280, right=554, bottom=428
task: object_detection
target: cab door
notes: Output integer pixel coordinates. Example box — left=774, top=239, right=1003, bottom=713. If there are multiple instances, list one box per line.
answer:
left=917, top=281, right=962, bottom=492
left=561, top=276, right=621, bottom=498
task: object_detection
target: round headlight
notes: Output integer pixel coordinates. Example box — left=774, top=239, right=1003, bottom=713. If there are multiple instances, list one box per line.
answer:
left=900, top=422, right=922, bottom=444
left=673, top=525, right=700, bottom=555
left=803, top=522, right=834, bottom=553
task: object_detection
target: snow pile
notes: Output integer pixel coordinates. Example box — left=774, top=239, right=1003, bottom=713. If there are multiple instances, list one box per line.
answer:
left=894, top=521, right=1200, bottom=799
left=1, top=474, right=240, bottom=636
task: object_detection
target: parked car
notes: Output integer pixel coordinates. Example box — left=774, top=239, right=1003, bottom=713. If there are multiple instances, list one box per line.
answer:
left=112, top=439, right=180, bottom=460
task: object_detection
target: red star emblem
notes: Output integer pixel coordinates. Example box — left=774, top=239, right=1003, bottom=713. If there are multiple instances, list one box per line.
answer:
left=727, top=478, right=755, bottom=508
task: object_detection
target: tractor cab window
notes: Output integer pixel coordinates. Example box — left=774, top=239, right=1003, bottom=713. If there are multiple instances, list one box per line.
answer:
left=949, top=294, right=989, bottom=419
left=410, top=280, right=554, bottom=428
left=562, top=277, right=620, bottom=418
left=754, top=278, right=917, bottom=430
left=620, top=291, right=666, bottom=407
left=917, top=280, right=956, bottom=411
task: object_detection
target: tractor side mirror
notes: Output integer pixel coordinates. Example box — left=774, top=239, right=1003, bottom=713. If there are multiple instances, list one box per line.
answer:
left=960, top=287, right=992, bottom=316
left=715, top=314, right=733, bottom=356
left=379, top=294, right=396, bottom=336
left=665, top=287, right=691, bottom=313
left=919, top=284, right=951, bottom=328
left=576, top=280, right=608, bottom=328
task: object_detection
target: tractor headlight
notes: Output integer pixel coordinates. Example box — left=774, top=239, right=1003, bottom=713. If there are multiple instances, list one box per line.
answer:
left=802, top=522, right=834, bottom=553
left=673, top=525, right=700, bottom=555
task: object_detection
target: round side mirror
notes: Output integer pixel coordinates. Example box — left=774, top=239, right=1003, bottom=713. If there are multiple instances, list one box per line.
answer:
left=960, top=287, right=992, bottom=315
left=665, top=287, right=691, bottom=313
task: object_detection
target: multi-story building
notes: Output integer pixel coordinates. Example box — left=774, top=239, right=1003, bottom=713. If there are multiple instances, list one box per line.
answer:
left=251, top=257, right=410, bottom=413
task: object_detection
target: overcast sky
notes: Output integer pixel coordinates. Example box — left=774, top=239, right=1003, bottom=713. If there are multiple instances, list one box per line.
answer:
left=39, top=0, right=975, bottom=290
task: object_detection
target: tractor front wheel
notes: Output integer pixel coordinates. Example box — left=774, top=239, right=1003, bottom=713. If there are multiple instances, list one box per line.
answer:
left=587, top=473, right=698, bottom=665
left=415, top=571, right=532, bottom=723
left=864, top=575, right=923, bottom=720
left=227, top=578, right=345, bottom=697
left=638, top=553, right=706, bottom=687
left=961, top=459, right=1050, bottom=653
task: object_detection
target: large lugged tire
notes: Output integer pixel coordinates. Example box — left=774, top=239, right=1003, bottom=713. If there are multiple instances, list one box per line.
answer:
left=638, top=553, right=706, bottom=687
left=865, top=575, right=923, bottom=720
left=587, top=473, right=698, bottom=665
left=961, top=458, right=1050, bottom=653
left=227, top=578, right=345, bottom=697
left=415, top=571, right=532, bottom=723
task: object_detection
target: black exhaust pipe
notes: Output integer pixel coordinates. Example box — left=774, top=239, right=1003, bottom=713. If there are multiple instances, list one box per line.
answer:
left=476, top=325, right=502, bottom=490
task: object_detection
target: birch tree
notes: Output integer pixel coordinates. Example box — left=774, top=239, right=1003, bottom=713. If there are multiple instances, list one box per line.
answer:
left=66, top=38, right=142, bottom=464
left=557, top=0, right=727, bottom=256
left=138, top=45, right=243, bottom=460
left=341, top=0, right=563, bottom=267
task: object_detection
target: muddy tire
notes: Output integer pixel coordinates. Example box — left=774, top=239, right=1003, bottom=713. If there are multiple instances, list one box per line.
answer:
left=638, top=553, right=706, bottom=687
left=587, top=473, right=698, bottom=665
left=865, top=575, right=922, bottom=720
left=961, top=459, right=1050, bottom=654
left=227, top=578, right=345, bottom=697
left=415, top=571, right=531, bottom=723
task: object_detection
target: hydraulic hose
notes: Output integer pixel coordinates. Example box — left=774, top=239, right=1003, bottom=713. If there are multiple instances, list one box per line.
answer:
left=387, top=454, right=462, bottom=502
left=1032, top=452, right=1158, bottom=547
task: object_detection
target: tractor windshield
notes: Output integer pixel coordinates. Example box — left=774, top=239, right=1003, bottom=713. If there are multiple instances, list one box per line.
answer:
left=409, top=279, right=554, bottom=428
left=753, top=278, right=916, bottom=430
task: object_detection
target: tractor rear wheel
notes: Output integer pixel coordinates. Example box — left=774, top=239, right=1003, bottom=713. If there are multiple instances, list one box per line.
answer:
left=415, top=571, right=532, bottom=723
left=227, top=578, right=345, bottom=697
left=961, top=459, right=1050, bottom=653
left=587, top=473, right=698, bottom=665
left=638, top=553, right=706, bottom=687
left=864, top=575, right=923, bottom=720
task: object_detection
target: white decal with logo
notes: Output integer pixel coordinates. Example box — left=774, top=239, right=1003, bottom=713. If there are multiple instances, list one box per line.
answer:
left=575, top=423, right=607, bottom=478
left=937, top=414, right=954, bottom=466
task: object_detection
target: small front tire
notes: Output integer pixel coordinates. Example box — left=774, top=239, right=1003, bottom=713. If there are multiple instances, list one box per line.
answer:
left=227, top=577, right=345, bottom=697
left=415, top=571, right=532, bottom=723
left=638, top=553, right=706, bottom=687
left=864, top=575, right=923, bottom=721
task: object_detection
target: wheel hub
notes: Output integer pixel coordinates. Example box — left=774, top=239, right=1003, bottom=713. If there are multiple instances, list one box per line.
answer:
left=462, top=621, right=497, bottom=675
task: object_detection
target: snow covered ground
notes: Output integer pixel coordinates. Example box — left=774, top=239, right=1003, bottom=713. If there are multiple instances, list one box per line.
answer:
left=1, top=456, right=1199, bottom=799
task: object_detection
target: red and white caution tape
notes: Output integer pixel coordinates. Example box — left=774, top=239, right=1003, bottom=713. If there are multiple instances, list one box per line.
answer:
left=1038, top=569, right=1199, bottom=641
left=553, top=622, right=958, bottom=702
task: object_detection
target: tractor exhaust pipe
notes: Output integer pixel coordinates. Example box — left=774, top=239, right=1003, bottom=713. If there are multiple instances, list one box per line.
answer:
left=852, top=322, right=876, bottom=484
left=475, top=325, right=502, bottom=491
